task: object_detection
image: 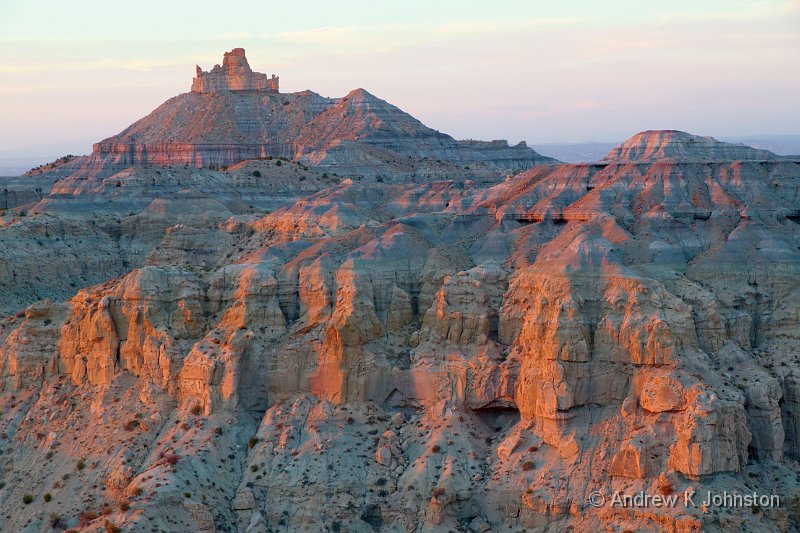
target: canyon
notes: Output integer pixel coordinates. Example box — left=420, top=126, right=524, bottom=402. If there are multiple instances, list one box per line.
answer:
left=1, top=50, right=800, bottom=533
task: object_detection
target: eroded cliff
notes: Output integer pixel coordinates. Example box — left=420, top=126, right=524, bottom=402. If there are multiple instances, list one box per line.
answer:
left=1, top=131, right=800, bottom=532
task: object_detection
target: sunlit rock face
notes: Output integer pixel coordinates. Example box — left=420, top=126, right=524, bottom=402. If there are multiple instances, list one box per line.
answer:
left=191, top=48, right=279, bottom=93
left=3, top=126, right=800, bottom=531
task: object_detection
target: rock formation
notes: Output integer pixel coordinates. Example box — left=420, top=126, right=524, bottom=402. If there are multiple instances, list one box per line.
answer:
left=191, top=48, right=279, bottom=93
left=29, top=49, right=556, bottom=182
left=3, top=56, right=800, bottom=532
left=602, top=129, right=780, bottom=162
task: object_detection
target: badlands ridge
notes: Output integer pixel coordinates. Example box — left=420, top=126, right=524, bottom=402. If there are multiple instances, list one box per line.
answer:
left=1, top=50, right=800, bottom=533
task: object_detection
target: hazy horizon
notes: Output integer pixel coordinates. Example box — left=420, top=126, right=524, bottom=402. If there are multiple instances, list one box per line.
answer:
left=1, top=0, right=799, bottom=157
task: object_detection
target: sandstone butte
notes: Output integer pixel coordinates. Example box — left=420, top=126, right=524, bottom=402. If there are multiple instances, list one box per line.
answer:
left=1, top=48, right=800, bottom=533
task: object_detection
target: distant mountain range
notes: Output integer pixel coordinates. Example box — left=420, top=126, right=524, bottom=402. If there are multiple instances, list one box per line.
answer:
left=1, top=47, right=797, bottom=176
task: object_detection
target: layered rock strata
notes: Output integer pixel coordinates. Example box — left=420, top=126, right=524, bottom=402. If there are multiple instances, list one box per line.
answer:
left=29, top=49, right=556, bottom=182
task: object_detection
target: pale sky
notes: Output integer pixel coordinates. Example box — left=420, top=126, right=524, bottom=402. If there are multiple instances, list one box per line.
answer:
left=0, top=0, right=798, bottom=156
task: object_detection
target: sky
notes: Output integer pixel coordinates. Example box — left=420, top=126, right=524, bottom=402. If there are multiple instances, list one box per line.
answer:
left=0, top=0, right=798, bottom=157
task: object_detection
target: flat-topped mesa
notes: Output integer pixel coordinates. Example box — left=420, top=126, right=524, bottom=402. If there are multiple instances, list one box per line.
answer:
left=602, top=129, right=779, bottom=163
left=191, top=47, right=278, bottom=93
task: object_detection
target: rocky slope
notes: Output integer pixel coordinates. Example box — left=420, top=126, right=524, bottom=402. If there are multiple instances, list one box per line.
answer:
left=1, top=129, right=800, bottom=532
left=602, top=130, right=780, bottom=163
